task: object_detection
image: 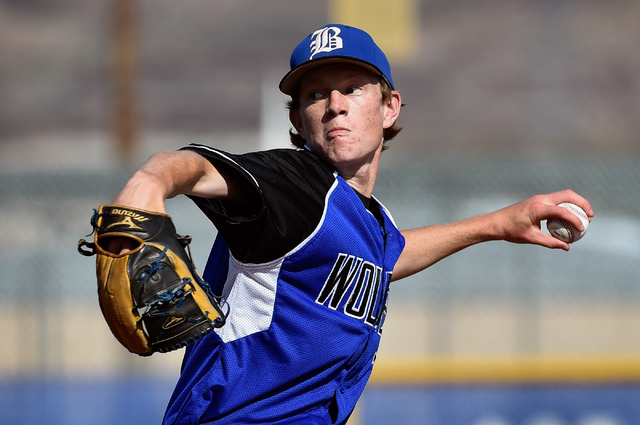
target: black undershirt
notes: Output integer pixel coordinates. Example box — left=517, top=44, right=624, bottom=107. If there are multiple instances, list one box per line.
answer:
left=355, top=191, right=386, bottom=231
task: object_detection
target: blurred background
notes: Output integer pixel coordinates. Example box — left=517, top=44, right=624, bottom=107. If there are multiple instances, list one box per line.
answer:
left=1, top=0, right=640, bottom=424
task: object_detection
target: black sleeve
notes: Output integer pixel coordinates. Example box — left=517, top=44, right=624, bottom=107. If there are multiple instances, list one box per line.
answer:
left=181, top=144, right=337, bottom=264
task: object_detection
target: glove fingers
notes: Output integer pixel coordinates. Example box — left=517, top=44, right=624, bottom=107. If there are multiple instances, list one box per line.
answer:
left=97, top=254, right=149, bottom=355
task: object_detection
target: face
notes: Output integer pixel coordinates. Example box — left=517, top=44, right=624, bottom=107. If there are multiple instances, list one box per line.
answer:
left=290, top=64, right=401, bottom=175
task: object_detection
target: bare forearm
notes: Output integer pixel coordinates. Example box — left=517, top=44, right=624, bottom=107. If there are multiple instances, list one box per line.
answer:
left=112, top=150, right=228, bottom=212
left=391, top=190, right=594, bottom=281
left=393, top=214, right=495, bottom=281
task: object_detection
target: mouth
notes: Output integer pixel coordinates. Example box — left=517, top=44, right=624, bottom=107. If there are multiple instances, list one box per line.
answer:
left=326, top=127, right=350, bottom=139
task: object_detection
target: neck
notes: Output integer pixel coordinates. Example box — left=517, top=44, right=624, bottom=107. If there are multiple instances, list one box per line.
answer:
left=338, top=151, right=381, bottom=198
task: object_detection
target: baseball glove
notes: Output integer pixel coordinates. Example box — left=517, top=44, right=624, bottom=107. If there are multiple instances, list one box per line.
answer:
left=78, top=205, right=227, bottom=356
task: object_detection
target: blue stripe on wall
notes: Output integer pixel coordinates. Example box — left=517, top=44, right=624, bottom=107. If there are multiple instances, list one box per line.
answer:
left=0, top=377, right=175, bottom=425
left=361, top=384, right=640, bottom=425
left=3, top=378, right=640, bottom=425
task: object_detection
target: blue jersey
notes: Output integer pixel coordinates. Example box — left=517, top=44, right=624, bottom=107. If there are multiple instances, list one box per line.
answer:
left=163, top=145, right=405, bottom=425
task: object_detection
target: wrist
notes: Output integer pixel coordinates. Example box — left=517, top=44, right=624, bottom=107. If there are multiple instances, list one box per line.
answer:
left=111, top=171, right=169, bottom=213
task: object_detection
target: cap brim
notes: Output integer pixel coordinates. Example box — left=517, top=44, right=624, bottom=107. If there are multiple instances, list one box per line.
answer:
left=279, top=56, right=388, bottom=96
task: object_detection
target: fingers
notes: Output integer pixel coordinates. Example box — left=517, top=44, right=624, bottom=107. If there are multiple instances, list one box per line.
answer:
left=534, top=190, right=593, bottom=232
left=543, top=189, right=594, bottom=218
left=500, top=209, right=571, bottom=251
left=536, top=231, right=571, bottom=251
left=105, top=237, right=138, bottom=255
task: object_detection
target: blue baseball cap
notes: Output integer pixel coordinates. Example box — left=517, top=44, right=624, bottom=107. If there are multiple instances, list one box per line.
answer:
left=279, top=24, right=395, bottom=95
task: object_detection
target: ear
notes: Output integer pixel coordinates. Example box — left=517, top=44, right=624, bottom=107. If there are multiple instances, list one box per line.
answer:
left=289, top=108, right=305, bottom=139
left=382, top=90, right=402, bottom=129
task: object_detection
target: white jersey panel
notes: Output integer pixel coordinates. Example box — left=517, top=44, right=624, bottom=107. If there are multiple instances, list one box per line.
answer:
left=215, top=256, right=282, bottom=343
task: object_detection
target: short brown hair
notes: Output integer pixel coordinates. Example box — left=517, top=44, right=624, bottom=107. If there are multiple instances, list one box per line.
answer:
left=285, top=77, right=403, bottom=151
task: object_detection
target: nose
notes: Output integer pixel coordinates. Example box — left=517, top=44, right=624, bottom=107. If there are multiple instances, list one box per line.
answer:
left=326, top=90, right=348, bottom=117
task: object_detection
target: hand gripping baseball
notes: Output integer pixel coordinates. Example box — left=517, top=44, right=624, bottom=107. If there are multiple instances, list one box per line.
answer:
left=497, top=190, right=593, bottom=250
left=78, top=205, right=228, bottom=356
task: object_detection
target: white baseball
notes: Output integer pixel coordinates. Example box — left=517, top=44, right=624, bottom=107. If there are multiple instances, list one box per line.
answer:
left=546, top=202, right=589, bottom=243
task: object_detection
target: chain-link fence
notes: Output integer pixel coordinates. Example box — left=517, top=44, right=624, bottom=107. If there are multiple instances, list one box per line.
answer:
left=2, top=153, right=639, bottom=373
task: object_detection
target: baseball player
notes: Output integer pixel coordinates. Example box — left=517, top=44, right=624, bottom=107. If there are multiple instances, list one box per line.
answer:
left=107, top=24, right=593, bottom=424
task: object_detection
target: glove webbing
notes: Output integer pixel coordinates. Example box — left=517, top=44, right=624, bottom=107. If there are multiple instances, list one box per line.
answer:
left=135, top=245, right=229, bottom=324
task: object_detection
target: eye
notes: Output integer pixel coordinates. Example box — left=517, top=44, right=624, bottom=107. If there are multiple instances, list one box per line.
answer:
left=308, top=91, right=325, bottom=101
left=345, top=86, right=362, bottom=95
